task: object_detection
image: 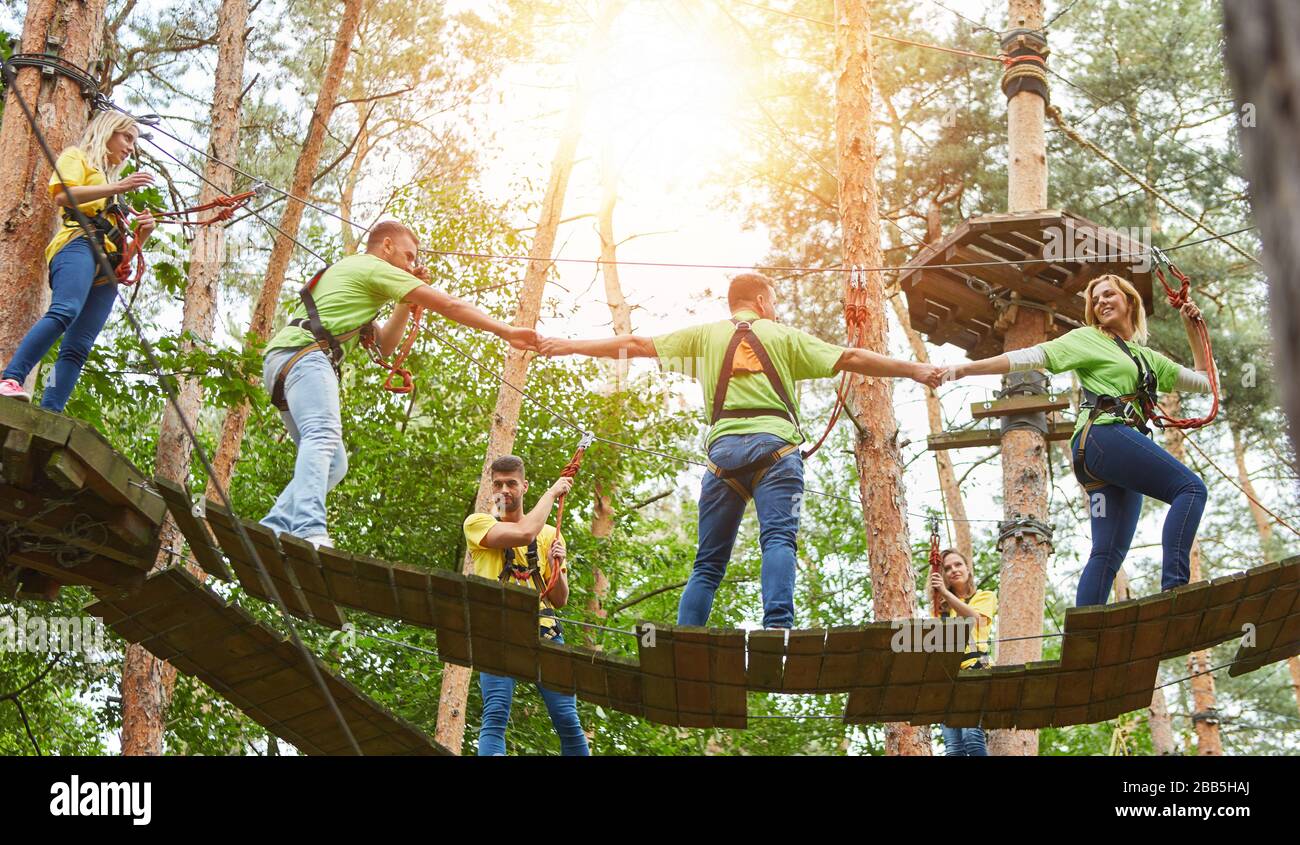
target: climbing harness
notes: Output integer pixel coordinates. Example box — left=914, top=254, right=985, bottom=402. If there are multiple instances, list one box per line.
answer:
left=63, top=201, right=133, bottom=285
left=705, top=266, right=873, bottom=497
left=1072, top=251, right=1220, bottom=492
left=270, top=265, right=425, bottom=411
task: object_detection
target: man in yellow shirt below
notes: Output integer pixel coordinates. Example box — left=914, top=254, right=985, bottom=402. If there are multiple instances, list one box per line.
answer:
left=541, top=272, right=945, bottom=629
left=928, top=548, right=997, bottom=756
left=463, top=455, right=590, bottom=756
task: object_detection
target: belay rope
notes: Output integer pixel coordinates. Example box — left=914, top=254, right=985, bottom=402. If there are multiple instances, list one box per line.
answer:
left=538, top=431, right=595, bottom=603
left=928, top=518, right=943, bottom=618
left=1142, top=248, right=1221, bottom=430
left=801, top=266, right=873, bottom=458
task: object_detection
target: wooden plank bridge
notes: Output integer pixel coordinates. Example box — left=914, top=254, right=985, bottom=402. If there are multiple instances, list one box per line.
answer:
left=1, top=400, right=1296, bottom=752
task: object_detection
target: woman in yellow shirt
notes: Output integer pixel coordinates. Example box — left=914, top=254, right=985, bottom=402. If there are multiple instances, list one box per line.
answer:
left=929, top=548, right=997, bottom=756
left=0, top=111, right=155, bottom=411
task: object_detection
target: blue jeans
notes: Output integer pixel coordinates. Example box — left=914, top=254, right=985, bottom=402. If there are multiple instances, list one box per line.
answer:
left=1074, top=423, right=1207, bottom=607
left=259, top=347, right=348, bottom=539
left=2, top=237, right=118, bottom=412
left=477, top=631, right=590, bottom=756
left=941, top=725, right=988, bottom=756
left=677, top=432, right=804, bottom=629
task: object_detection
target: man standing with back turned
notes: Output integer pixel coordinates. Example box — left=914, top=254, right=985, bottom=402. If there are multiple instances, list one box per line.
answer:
left=541, top=273, right=944, bottom=628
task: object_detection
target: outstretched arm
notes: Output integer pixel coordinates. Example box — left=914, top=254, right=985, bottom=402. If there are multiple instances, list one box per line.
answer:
left=834, top=348, right=946, bottom=387
left=404, top=284, right=538, bottom=352
left=539, top=334, right=657, bottom=359
left=951, top=354, right=1012, bottom=379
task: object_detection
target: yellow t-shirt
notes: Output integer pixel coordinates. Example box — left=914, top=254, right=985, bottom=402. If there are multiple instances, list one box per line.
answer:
left=46, top=147, right=116, bottom=265
left=463, top=513, right=565, bottom=630
left=946, top=589, right=997, bottom=670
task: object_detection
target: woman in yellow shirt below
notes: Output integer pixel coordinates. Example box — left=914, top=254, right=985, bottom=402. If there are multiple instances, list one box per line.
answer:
left=0, top=110, right=155, bottom=411
left=929, top=548, right=997, bottom=756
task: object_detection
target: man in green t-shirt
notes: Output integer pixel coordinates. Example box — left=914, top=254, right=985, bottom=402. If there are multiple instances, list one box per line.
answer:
left=540, top=273, right=944, bottom=628
left=261, top=220, right=539, bottom=547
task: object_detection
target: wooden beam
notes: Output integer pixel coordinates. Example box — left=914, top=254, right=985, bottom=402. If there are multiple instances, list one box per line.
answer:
left=927, top=420, right=1075, bottom=450
left=970, top=393, right=1072, bottom=419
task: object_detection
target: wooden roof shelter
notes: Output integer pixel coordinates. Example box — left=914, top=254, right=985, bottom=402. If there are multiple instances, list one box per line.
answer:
left=898, top=210, right=1155, bottom=359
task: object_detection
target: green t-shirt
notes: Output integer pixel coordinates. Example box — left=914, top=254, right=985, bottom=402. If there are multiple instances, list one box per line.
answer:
left=653, top=309, right=845, bottom=447
left=266, top=252, right=424, bottom=353
left=1037, top=326, right=1181, bottom=436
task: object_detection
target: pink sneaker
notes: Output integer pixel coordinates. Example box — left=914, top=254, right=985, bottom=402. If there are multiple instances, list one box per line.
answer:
left=0, top=378, right=31, bottom=402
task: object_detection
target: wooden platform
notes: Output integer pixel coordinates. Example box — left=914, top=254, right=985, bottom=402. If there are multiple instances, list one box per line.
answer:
left=0, top=401, right=449, bottom=755
left=4, top=401, right=1299, bottom=739
left=899, top=211, right=1154, bottom=358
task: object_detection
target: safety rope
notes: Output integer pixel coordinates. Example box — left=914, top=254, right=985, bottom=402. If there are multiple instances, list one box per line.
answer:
left=540, top=432, right=595, bottom=602
left=928, top=518, right=943, bottom=618
left=152, top=187, right=261, bottom=227
left=1139, top=248, right=1221, bottom=431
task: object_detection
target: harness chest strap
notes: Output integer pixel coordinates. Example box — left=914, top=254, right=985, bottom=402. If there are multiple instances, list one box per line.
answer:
left=1072, top=336, right=1158, bottom=492
left=498, top=539, right=563, bottom=639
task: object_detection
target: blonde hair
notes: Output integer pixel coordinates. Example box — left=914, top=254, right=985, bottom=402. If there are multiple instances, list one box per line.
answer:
left=74, top=111, right=138, bottom=182
left=1083, top=273, right=1148, bottom=344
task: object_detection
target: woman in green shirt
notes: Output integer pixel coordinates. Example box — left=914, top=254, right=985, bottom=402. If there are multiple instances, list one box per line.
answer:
left=949, top=274, right=1212, bottom=606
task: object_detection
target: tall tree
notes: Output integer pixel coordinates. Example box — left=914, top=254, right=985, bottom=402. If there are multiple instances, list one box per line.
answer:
left=0, top=0, right=110, bottom=379
left=834, top=0, right=930, bottom=756
left=119, top=0, right=251, bottom=757
left=988, top=0, right=1051, bottom=758
left=206, top=0, right=365, bottom=492
left=433, top=0, right=625, bottom=753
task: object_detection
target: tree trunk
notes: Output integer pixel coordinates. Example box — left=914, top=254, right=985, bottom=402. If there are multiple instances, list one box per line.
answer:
left=988, top=0, right=1050, bottom=759
left=1222, top=0, right=1300, bottom=502
left=587, top=136, right=628, bottom=615
left=1115, top=568, right=1178, bottom=754
left=0, top=0, right=110, bottom=381
left=833, top=0, right=930, bottom=756
left=433, top=0, right=625, bottom=753
left=120, top=0, right=250, bottom=757
left=205, top=0, right=364, bottom=494
left=889, top=297, right=972, bottom=561
left=1159, top=394, right=1223, bottom=755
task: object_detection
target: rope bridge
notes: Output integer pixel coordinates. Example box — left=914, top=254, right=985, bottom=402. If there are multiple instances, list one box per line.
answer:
left=1, top=400, right=1296, bottom=750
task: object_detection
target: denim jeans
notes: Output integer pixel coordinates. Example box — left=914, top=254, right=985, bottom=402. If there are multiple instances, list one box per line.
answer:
left=1074, top=423, right=1207, bottom=607
left=259, top=346, right=348, bottom=540
left=677, top=432, right=804, bottom=629
left=2, top=237, right=118, bottom=412
left=941, top=725, right=988, bottom=756
left=477, top=631, right=590, bottom=756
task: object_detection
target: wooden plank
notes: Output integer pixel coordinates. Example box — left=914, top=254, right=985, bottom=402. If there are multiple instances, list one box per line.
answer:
left=537, top=640, right=576, bottom=694
left=636, top=622, right=676, bottom=717
left=465, top=576, right=508, bottom=675
left=350, top=554, right=404, bottom=619
left=970, top=392, right=1071, bottom=420
left=745, top=629, right=785, bottom=690
left=818, top=626, right=868, bottom=690
left=65, top=423, right=165, bottom=522
left=853, top=625, right=896, bottom=688
left=0, top=485, right=145, bottom=564
left=949, top=670, right=990, bottom=716
left=390, top=566, right=436, bottom=629
left=3, top=428, right=37, bottom=487
left=429, top=569, right=470, bottom=665
left=278, top=535, right=346, bottom=629
left=928, top=420, right=1074, bottom=450
left=671, top=627, right=713, bottom=682
left=242, top=520, right=315, bottom=621
left=709, top=628, right=747, bottom=687
left=781, top=629, right=826, bottom=692
left=44, top=448, right=87, bottom=492
left=1019, top=662, right=1060, bottom=710
left=983, top=665, right=1024, bottom=715
left=152, top=477, right=231, bottom=581
left=9, top=549, right=143, bottom=596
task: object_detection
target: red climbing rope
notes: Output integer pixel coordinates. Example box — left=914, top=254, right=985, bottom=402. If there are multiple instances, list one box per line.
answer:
left=362, top=306, right=425, bottom=395
left=112, top=189, right=261, bottom=287
left=928, top=519, right=943, bottom=618
left=801, top=268, right=871, bottom=458
left=538, top=432, right=595, bottom=603
left=1140, top=250, right=1221, bottom=430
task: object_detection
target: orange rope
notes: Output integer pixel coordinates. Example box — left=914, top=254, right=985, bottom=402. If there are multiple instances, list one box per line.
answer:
left=153, top=188, right=259, bottom=227
left=1142, top=255, right=1220, bottom=430
left=929, top=520, right=943, bottom=618
left=368, top=306, right=424, bottom=395
left=538, top=434, right=594, bottom=602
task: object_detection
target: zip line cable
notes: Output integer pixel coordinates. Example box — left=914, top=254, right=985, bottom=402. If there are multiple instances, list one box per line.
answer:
left=0, top=59, right=363, bottom=755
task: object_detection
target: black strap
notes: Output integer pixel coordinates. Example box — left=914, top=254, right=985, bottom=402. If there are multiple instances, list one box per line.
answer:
left=709, top=320, right=801, bottom=432
left=64, top=201, right=127, bottom=281
left=499, top=538, right=543, bottom=586
left=1107, top=335, right=1159, bottom=417
left=297, top=267, right=343, bottom=369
